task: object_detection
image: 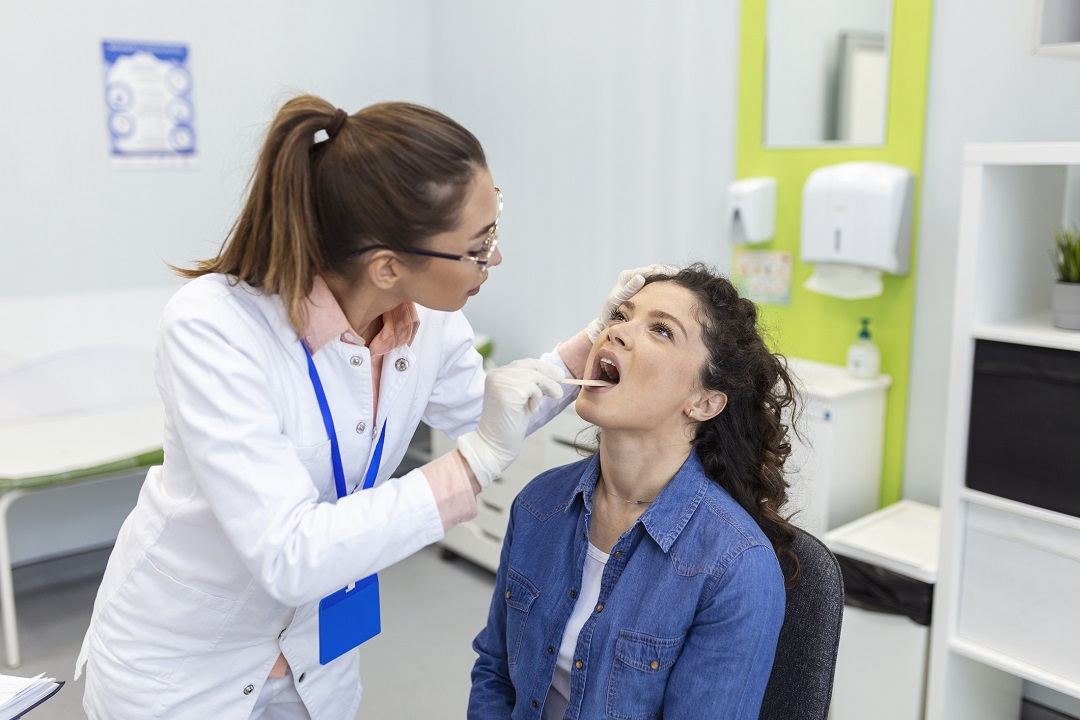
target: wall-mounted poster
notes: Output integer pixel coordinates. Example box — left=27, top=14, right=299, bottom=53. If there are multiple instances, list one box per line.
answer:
left=102, top=40, right=196, bottom=168
left=734, top=249, right=792, bottom=306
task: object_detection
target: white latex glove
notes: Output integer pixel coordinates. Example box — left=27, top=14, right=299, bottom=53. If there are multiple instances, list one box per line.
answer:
left=585, top=264, right=681, bottom=342
left=457, top=358, right=565, bottom=489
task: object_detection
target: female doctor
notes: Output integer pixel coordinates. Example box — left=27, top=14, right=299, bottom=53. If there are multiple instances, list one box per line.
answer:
left=75, top=95, right=664, bottom=719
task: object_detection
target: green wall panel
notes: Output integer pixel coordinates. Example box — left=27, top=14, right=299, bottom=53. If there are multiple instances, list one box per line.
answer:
left=735, top=0, right=933, bottom=506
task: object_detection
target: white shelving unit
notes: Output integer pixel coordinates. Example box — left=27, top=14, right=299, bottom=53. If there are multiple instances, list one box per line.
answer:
left=925, top=142, right=1080, bottom=719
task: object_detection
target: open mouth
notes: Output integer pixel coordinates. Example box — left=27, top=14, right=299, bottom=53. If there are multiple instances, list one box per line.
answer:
left=597, top=357, right=621, bottom=385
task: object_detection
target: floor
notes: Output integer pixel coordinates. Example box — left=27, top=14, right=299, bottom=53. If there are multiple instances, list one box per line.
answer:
left=5, top=545, right=497, bottom=719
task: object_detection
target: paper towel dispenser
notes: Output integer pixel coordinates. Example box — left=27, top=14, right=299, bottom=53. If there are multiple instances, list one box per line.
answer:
left=801, top=162, right=914, bottom=299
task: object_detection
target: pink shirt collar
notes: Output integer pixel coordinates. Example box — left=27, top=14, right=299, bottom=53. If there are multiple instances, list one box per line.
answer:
left=301, top=275, right=419, bottom=355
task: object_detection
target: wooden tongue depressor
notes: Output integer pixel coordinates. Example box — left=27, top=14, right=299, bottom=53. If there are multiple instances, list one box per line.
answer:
left=558, top=378, right=615, bottom=387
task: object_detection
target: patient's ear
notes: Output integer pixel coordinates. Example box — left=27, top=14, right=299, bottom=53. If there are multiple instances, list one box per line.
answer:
left=688, top=390, right=727, bottom=422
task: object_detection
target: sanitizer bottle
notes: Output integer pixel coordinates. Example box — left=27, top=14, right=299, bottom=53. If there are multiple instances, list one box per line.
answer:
left=846, top=318, right=880, bottom=379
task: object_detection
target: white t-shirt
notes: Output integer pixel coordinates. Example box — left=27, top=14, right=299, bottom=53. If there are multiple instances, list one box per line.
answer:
left=542, top=543, right=610, bottom=720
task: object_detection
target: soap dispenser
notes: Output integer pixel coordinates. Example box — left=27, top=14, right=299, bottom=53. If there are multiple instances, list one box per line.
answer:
left=846, top=318, right=880, bottom=379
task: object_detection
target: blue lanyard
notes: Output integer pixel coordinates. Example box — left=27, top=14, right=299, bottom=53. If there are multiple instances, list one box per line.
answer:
left=303, top=343, right=385, bottom=499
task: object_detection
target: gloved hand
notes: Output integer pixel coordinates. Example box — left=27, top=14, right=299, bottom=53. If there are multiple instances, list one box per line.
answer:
left=585, top=264, right=680, bottom=342
left=457, top=358, right=565, bottom=489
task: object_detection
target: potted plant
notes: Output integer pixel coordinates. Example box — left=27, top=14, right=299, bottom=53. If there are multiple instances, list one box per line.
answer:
left=1052, top=224, right=1080, bottom=330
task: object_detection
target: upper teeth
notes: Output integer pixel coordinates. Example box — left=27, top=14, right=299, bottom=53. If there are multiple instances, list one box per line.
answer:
left=599, top=357, right=616, bottom=380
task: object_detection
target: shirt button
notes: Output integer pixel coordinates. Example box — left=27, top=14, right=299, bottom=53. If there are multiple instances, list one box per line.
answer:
left=350, top=355, right=363, bottom=366
left=356, top=421, right=367, bottom=434
left=298, top=672, right=306, bottom=683
left=547, top=646, right=555, bottom=654
left=531, top=700, right=539, bottom=709
left=574, top=660, right=583, bottom=669
left=569, top=590, right=578, bottom=599
left=613, top=551, right=622, bottom=558
left=395, top=358, right=409, bottom=372
left=505, top=591, right=512, bottom=599
left=596, top=603, right=604, bottom=613
left=243, top=684, right=254, bottom=695
left=650, top=660, right=659, bottom=670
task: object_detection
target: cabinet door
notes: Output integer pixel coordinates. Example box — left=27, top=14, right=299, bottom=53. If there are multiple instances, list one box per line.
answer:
left=786, top=403, right=833, bottom=537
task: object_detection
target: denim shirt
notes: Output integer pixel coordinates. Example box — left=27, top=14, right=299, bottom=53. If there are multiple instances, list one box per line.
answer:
left=469, top=450, right=786, bottom=720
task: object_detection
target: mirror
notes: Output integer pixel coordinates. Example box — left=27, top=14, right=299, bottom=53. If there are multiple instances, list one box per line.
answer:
left=764, top=0, right=893, bottom=148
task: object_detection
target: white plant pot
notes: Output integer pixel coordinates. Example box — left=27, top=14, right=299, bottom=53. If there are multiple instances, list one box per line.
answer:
left=1052, top=282, right=1080, bottom=330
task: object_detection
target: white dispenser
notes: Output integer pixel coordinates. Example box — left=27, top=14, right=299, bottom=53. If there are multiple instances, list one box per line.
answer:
left=727, top=177, right=777, bottom=244
left=801, top=162, right=914, bottom=299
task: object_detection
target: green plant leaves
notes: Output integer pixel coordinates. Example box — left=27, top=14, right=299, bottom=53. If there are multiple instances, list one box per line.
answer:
left=1054, top=225, right=1080, bottom=283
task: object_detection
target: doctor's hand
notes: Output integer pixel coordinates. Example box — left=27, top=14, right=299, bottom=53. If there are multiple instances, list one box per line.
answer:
left=585, top=264, right=680, bottom=342
left=457, top=359, right=565, bottom=490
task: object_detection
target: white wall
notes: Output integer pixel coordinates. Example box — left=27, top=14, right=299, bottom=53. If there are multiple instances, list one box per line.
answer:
left=0, top=0, right=435, bottom=564
left=427, top=0, right=741, bottom=363
left=0, top=0, right=434, bottom=298
left=0, top=0, right=742, bottom=562
left=1, top=0, right=741, bottom=365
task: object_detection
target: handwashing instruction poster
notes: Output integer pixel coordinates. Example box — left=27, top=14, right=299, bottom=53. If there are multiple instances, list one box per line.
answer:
left=734, top=249, right=792, bottom=306
left=102, top=40, right=196, bottom=167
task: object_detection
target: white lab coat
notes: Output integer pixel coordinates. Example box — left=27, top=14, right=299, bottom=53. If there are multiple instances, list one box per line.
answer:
left=76, top=274, right=572, bottom=719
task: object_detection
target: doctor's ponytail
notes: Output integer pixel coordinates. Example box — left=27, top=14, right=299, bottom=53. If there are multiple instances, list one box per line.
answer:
left=175, top=95, right=486, bottom=334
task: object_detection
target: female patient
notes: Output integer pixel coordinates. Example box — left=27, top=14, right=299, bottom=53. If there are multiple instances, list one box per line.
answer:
left=469, top=264, right=800, bottom=719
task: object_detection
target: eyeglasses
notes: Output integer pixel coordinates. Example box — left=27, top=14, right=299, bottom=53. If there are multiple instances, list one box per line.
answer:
left=348, top=187, right=502, bottom=266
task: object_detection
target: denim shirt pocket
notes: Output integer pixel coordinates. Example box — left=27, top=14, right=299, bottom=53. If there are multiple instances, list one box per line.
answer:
left=606, top=630, right=686, bottom=720
left=504, top=566, right=540, bottom=666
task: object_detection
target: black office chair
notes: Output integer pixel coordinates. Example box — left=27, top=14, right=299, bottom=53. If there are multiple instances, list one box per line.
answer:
left=759, top=527, right=845, bottom=720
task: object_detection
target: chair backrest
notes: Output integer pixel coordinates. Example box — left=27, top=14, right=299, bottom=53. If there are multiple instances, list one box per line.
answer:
left=759, top=527, right=845, bottom=720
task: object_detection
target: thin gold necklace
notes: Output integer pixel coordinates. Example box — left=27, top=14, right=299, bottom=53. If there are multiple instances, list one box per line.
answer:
left=597, top=474, right=655, bottom=506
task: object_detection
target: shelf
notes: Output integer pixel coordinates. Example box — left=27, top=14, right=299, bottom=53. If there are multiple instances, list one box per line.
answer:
left=1034, top=42, right=1080, bottom=58
left=960, top=488, right=1080, bottom=532
left=949, top=637, right=1080, bottom=698
left=963, top=142, right=1080, bottom=166
left=972, top=312, right=1080, bottom=351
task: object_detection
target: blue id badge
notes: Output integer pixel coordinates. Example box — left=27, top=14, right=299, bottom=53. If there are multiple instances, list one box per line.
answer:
left=318, top=573, right=381, bottom=665
left=303, top=343, right=387, bottom=665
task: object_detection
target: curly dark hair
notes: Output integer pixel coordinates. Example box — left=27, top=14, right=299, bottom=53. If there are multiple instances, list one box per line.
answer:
left=645, top=263, right=802, bottom=587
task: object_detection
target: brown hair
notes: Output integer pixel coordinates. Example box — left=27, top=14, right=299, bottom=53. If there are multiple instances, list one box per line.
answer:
left=647, top=264, right=803, bottom=587
left=175, top=96, right=487, bottom=332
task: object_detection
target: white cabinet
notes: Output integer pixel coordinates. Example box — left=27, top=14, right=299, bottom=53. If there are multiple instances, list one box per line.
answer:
left=434, top=404, right=594, bottom=572
left=926, top=143, right=1080, bottom=720
left=785, top=358, right=891, bottom=538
